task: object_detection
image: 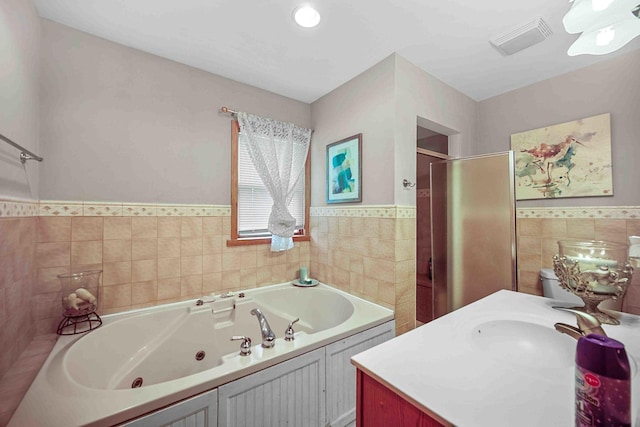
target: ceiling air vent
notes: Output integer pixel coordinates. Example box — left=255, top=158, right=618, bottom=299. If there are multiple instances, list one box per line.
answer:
left=490, top=17, right=552, bottom=55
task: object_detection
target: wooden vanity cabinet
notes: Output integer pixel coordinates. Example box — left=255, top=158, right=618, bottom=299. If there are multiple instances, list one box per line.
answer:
left=356, top=369, right=446, bottom=427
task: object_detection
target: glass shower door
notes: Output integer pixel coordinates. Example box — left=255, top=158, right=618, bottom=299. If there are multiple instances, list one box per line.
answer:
left=430, top=151, right=517, bottom=319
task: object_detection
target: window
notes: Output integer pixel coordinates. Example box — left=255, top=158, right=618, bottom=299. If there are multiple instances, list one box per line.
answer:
left=229, top=121, right=310, bottom=246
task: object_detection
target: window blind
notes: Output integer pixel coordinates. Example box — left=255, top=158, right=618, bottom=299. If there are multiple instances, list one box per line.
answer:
left=238, top=133, right=305, bottom=237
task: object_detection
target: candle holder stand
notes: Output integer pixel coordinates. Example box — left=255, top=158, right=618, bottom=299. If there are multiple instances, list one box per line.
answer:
left=553, top=255, right=633, bottom=325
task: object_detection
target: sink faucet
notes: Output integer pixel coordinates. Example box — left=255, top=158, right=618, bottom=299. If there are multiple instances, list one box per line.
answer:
left=553, top=307, right=607, bottom=340
left=250, top=308, right=276, bottom=348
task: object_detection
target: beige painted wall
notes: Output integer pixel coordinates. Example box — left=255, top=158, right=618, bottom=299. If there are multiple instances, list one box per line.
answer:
left=310, top=55, right=396, bottom=206
left=39, top=20, right=311, bottom=204
left=477, top=51, right=640, bottom=312
left=393, top=55, right=478, bottom=207
left=309, top=53, right=479, bottom=333
left=310, top=53, right=478, bottom=207
left=0, top=0, right=41, bottom=200
left=478, top=49, right=640, bottom=208
left=0, top=0, right=40, bottom=389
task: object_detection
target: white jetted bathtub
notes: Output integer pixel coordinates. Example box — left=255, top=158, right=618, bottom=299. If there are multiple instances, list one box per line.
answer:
left=10, top=282, right=394, bottom=427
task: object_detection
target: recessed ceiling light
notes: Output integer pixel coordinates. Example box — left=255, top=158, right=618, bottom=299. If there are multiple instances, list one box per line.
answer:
left=293, top=6, right=320, bottom=28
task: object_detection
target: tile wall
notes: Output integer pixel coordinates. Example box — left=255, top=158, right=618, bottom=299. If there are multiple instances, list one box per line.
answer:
left=0, top=334, right=56, bottom=425
left=6, top=201, right=418, bottom=344
left=22, top=201, right=310, bottom=337
left=516, top=207, right=640, bottom=315
left=309, top=206, right=417, bottom=335
left=2, top=199, right=640, bottom=383
left=0, top=215, right=37, bottom=381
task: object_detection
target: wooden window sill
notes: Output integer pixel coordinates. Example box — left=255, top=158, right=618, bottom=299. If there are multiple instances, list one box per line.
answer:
left=226, top=235, right=310, bottom=247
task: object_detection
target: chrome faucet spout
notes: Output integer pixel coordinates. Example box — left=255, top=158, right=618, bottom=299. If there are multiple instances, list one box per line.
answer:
left=250, top=308, right=276, bottom=348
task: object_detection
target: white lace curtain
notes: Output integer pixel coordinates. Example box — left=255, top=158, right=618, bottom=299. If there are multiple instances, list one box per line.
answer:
left=237, top=112, right=312, bottom=252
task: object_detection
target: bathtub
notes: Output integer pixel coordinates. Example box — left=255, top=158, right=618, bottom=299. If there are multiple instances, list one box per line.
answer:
left=9, top=282, right=394, bottom=426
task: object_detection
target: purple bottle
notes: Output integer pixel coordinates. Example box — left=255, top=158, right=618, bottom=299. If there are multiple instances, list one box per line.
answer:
left=575, top=334, right=631, bottom=427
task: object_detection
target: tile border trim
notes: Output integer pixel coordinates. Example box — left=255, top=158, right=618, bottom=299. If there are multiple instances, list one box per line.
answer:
left=516, top=206, right=640, bottom=219
left=19, top=201, right=419, bottom=219
left=2, top=198, right=637, bottom=220
left=2, top=198, right=416, bottom=219
left=38, top=201, right=232, bottom=217
left=311, top=205, right=416, bottom=219
left=0, top=199, right=39, bottom=217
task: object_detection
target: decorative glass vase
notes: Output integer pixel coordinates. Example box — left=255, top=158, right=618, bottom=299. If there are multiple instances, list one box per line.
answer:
left=552, top=240, right=633, bottom=325
left=56, top=270, right=102, bottom=334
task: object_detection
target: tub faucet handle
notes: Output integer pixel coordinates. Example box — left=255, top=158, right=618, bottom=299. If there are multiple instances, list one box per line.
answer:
left=285, top=318, right=300, bottom=341
left=195, top=297, right=215, bottom=306
left=231, top=336, right=252, bottom=356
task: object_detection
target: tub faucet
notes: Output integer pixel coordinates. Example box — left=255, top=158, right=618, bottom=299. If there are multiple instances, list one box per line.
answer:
left=250, top=308, right=276, bottom=348
left=553, top=306, right=607, bottom=340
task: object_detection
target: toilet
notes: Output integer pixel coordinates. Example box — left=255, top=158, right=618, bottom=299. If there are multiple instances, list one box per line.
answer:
left=539, top=268, right=623, bottom=311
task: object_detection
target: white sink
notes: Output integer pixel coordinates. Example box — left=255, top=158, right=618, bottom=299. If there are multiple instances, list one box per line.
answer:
left=470, top=319, right=576, bottom=370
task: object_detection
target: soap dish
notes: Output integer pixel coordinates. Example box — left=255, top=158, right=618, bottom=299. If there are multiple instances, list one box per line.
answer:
left=292, top=278, right=319, bottom=287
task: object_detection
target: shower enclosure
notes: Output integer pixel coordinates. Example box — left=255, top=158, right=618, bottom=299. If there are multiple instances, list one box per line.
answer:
left=430, top=151, right=517, bottom=319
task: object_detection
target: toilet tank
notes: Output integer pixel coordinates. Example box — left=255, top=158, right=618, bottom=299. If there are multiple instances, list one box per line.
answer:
left=540, top=268, right=583, bottom=304
left=539, top=268, right=622, bottom=310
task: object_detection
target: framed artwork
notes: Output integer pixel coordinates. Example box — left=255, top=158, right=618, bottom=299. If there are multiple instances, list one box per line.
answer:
left=326, top=134, right=362, bottom=204
left=510, top=113, right=613, bottom=200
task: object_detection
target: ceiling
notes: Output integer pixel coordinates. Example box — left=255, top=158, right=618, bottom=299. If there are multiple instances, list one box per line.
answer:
left=33, top=0, right=640, bottom=104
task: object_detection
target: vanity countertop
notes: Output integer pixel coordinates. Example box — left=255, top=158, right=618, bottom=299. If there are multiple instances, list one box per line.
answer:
left=351, top=290, right=640, bottom=427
